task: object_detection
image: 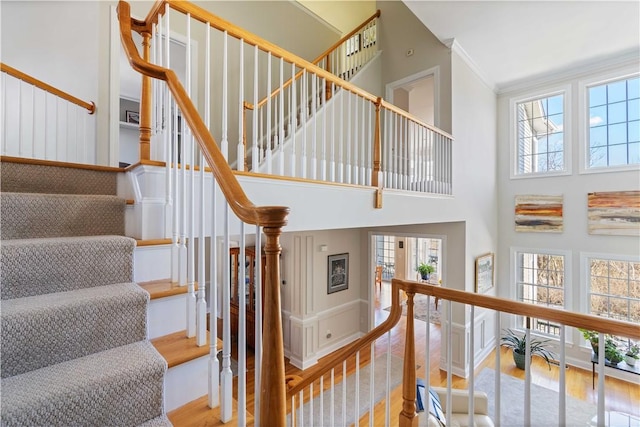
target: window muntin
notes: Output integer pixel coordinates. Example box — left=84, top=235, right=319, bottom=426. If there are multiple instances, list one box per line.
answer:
left=516, top=94, right=565, bottom=175
left=588, top=257, right=640, bottom=323
left=587, top=76, right=640, bottom=168
left=516, top=251, right=565, bottom=336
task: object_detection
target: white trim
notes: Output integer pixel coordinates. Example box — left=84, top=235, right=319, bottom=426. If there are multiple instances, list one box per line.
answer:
left=444, top=38, right=496, bottom=94
left=578, top=66, right=640, bottom=174
left=498, top=49, right=639, bottom=96
left=509, top=84, right=572, bottom=179
left=510, top=247, right=573, bottom=337
left=109, top=5, right=120, bottom=168
left=385, top=66, right=441, bottom=128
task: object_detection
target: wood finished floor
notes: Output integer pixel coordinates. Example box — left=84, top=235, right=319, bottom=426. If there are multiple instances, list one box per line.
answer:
left=168, top=280, right=640, bottom=426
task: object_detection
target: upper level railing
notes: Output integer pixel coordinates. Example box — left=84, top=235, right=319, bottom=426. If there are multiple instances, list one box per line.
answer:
left=1, top=63, right=97, bottom=164
left=136, top=1, right=453, bottom=199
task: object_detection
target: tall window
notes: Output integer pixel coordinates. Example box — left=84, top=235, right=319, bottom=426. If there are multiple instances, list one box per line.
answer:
left=516, top=251, right=566, bottom=336
left=587, top=75, right=640, bottom=168
left=375, top=235, right=395, bottom=280
left=515, top=93, right=565, bottom=175
left=410, top=237, right=442, bottom=280
left=588, top=257, right=639, bottom=323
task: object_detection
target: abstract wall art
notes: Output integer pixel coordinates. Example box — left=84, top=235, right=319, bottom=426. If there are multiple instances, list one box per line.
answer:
left=515, top=194, right=563, bottom=233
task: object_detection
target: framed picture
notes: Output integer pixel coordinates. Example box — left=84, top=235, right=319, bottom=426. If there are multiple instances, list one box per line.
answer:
left=327, top=253, right=349, bottom=294
left=125, top=110, right=140, bottom=125
left=475, top=253, right=494, bottom=294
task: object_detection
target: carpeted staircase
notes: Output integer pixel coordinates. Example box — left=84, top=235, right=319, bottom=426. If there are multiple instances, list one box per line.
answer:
left=0, top=160, right=171, bottom=426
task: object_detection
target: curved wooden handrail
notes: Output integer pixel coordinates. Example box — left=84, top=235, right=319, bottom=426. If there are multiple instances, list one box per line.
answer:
left=118, top=1, right=288, bottom=228
left=289, top=277, right=640, bottom=399
left=395, top=279, right=640, bottom=340
left=1, top=63, right=96, bottom=114
left=286, top=282, right=404, bottom=396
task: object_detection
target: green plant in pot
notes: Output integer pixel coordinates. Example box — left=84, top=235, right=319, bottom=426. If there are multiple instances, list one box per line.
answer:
left=578, top=328, right=624, bottom=366
left=417, top=263, right=434, bottom=280
left=625, top=344, right=639, bottom=367
left=501, top=329, right=555, bottom=370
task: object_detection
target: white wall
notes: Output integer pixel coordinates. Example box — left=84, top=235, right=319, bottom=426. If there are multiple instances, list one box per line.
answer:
left=280, top=228, right=364, bottom=369
left=496, top=57, right=640, bottom=374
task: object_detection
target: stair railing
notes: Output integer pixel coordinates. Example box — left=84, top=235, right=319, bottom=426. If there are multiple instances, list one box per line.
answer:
left=241, top=10, right=381, bottom=169
left=1, top=63, right=97, bottom=164
left=136, top=0, right=452, bottom=198
left=285, top=277, right=640, bottom=426
left=119, top=2, right=290, bottom=426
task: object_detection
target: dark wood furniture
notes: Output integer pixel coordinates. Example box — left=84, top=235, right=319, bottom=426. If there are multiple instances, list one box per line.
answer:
left=591, top=351, right=640, bottom=389
left=229, top=246, right=266, bottom=348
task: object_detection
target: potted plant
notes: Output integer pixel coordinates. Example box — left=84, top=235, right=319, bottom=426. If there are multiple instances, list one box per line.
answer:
left=625, top=344, right=639, bottom=366
left=416, top=263, right=435, bottom=280
left=579, top=328, right=624, bottom=366
left=501, top=329, right=555, bottom=370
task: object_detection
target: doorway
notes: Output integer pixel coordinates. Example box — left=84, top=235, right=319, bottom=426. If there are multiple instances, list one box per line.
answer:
left=385, top=66, right=439, bottom=127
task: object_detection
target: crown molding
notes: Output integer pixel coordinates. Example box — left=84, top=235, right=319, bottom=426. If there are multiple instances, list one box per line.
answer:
left=444, top=38, right=497, bottom=94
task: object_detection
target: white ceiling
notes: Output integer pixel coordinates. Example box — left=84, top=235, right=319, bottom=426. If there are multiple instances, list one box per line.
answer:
left=403, top=1, right=640, bottom=91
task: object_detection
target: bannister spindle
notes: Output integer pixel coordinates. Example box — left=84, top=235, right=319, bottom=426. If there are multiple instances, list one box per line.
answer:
left=524, top=317, right=532, bottom=425
left=399, top=291, right=417, bottom=427
left=139, top=31, right=152, bottom=161
left=252, top=45, right=259, bottom=171
left=289, top=62, right=297, bottom=177
left=346, top=94, right=352, bottom=184
left=238, top=223, right=247, bottom=425
left=221, top=31, right=228, bottom=159
left=265, top=53, right=273, bottom=174
left=468, top=305, right=475, bottom=427
left=320, top=76, right=327, bottom=181
left=371, top=98, right=381, bottom=188
left=237, top=40, right=245, bottom=172
left=278, top=57, right=285, bottom=176
left=300, top=69, right=307, bottom=179
left=311, top=72, right=317, bottom=180
left=559, top=325, right=566, bottom=426
left=220, top=204, right=232, bottom=422
left=186, top=13, right=196, bottom=339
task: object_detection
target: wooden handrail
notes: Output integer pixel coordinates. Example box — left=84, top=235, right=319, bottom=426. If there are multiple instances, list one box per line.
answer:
left=288, top=277, right=640, bottom=415
left=395, top=279, right=640, bottom=340
left=118, top=1, right=288, bottom=228
left=246, top=10, right=382, bottom=112
left=312, top=10, right=381, bottom=68
left=286, top=280, right=404, bottom=396
left=1, top=63, right=96, bottom=114
left=118, top=2, right=290, bottom=424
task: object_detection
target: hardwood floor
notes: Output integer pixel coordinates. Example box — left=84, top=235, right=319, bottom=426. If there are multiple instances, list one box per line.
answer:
left=168, top=280, right=640, bottom=425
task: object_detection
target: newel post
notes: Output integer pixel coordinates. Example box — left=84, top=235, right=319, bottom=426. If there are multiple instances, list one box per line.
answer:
left=139, top=31, right=152, bottom=161
left=399, top=291, right=418, bottom=427
left=260, top=225, right=286, bottom=426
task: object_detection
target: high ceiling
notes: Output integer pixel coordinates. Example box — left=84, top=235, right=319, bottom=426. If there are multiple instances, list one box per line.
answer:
left=403, top=1, right=640, bottom=91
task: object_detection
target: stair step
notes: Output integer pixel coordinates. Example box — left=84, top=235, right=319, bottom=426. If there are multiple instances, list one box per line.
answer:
left=140, top=279, right=191, bottom=300
left=0, top=192, right=125, bottom=239
left=0, top=156, right=120, bottom=195
left=1, top=282, right=148, bottom=378
left=152, top=330, right=220, bottom=368
left=168, top=395, right=254, bottom=427
left=1, top=235, right=135, bottom=300
left=0, top=341, right=166, bottom=427
left=139, top=414, right=173, bottom=426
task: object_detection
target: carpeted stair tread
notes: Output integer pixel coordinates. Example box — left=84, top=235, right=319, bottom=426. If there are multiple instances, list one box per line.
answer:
left=1, top=192, right=125, bottom=239
left=1, top=282, right=149, bottom=378
left=1, top=235, right=135, bottom=300
left=0, top=160, right=119, bottom=195
left=1, top=341, right=167, bottom=427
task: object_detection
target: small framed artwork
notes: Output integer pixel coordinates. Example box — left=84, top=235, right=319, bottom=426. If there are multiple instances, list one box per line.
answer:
left=125, top=110, right=140, bottom=125
left=328, top=253, right=349, bottom=294
left=475, top=253, right=494, bottom=294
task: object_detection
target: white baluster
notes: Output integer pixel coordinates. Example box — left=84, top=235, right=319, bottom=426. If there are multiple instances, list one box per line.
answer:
left=278, top=57, right=285, bottom=176
left=300, top=70, right=307, bottom=179
left=220, top=203, right=232, bottom=422
left=369, top=343, right=375, bottom=427
left=238, top=223, right=246, bottom=425
left=468, top=305, right=475, bottom=427
left=559, top=325, right=566, bottom=426
left=221, top=31, right=228, bottom=160
left=237, top=40, right=244, bottom=172
left=289, top=62, right=297, bottom=178
left=186, top=13, right=196, bottom=338
left=252, top=45, right=259, bottom=171
left=265, top=53, right=272, bottom=174
left=311, top=73, right=317, bottom=180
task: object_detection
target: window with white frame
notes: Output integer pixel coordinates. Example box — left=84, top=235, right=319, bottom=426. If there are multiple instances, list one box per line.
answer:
left=516, top=251, right=566, bottom=336
left=586, top=75, right=640, bottom=169
left=375, top=235, right=395, bottom=280
left=514, top=93, right=566, bottom=175
left=587, top=257, right=639, bottom=323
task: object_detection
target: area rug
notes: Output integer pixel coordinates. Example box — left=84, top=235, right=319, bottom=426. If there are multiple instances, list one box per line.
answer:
left=384, top=294, right=441, bottom=325
left=474, top=368, right=596, bottom=427
left=289, top=354, right=405, bottom=426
